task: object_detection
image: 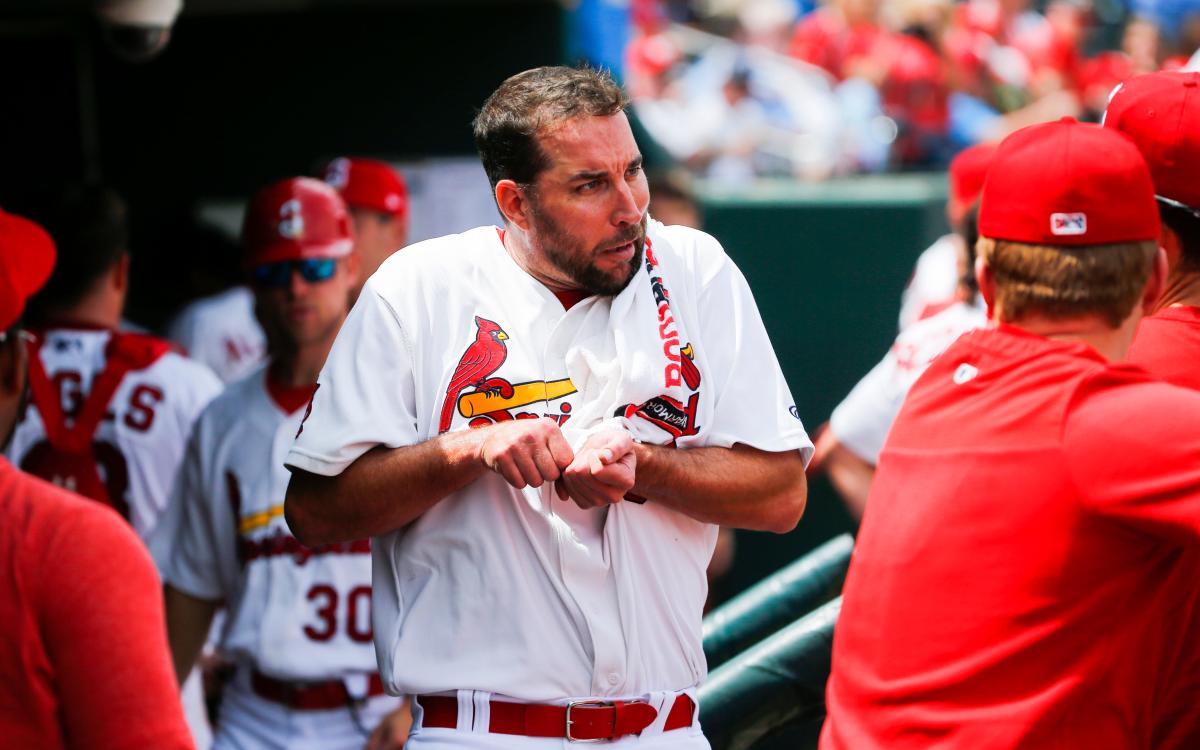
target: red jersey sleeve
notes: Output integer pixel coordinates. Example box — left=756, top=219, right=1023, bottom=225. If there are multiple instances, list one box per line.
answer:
left=1064, top=371, right=1200, bottom=546
left=37, top=501, right=193, bottom=750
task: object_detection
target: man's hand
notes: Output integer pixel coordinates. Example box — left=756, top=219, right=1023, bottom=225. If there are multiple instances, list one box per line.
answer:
left=365, top=698, right=411, bottom=750
left=478, top=417, right=574, bottom=490
left=557, top=430, right=636, bottom=509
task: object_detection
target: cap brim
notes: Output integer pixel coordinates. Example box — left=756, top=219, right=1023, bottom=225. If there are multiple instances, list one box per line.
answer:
left=246, top=238, right=355, bottom=268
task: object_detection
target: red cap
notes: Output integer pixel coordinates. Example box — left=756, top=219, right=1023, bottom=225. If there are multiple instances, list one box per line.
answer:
left=948, top=142, right=998, bottom=218
left=322, top=158, right=408, bottom=218
left=0, top=209, right=56, bottom=330
left=242, top=177, right=354, bottom=267
left=979, top=118, right=1159, bottom=246
left=1103, top=71, right=1200, bottom=211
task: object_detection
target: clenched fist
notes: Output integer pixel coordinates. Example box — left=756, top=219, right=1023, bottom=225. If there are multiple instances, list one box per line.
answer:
left=478, top=417, right=574, bottom=490
left=557, top=430, right=637, bottom=509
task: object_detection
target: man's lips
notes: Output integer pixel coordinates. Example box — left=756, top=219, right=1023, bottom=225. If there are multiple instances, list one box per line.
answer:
left=599, top=241, right=636, bottom=262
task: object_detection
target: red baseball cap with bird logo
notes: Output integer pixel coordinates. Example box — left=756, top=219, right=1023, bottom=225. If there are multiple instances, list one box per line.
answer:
left=241, top=177, right=354, bottom=267
left=321, top=157, right=408, bottom=219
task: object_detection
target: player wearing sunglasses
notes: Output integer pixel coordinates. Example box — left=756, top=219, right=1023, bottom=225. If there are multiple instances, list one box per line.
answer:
left=151, top=178, right=410, bottom=749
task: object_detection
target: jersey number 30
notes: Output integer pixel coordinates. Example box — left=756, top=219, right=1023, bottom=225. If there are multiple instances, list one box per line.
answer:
left=304, top=584, right=373, bottom=643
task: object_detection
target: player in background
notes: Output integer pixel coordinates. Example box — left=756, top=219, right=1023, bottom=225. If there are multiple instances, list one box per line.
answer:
left=166, top=224, right=268, bottom=384
left=898, top=142, right=996, bottom=330
left=1105, top=71, right=1200, bottom=389
left=0, top=208, right=193, bottom=749
left=167, top=158, right=408, bottom=382
left=1103, top=69, right=1200, bottom=750
left=823, top=119, right=1200, bottom=748
left=320, top=156, right=409, bottom=298
left=152, top=178, right=408, bottom=750
left=813, top=202, right=987, bottom=519
left=7, top=185, right=222, bottom=748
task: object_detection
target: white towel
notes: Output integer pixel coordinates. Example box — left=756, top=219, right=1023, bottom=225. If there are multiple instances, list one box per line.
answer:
left=558, top=234, right=710, bottom=450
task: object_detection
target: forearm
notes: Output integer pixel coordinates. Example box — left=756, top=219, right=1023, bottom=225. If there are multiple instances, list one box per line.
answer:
left=164, top=585, right=219, bottom=686
left=632, top=442, right=807, bottom=533
left=824, top=441, right=876, bottom=521
left=285, top=429, right=488, bottom=546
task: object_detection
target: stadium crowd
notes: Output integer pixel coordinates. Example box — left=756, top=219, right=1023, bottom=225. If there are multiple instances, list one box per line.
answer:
left=629, top=0, right=1200, bottom=177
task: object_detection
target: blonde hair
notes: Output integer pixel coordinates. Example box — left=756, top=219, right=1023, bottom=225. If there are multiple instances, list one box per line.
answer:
left=977, top=236, right=1157, bottom=328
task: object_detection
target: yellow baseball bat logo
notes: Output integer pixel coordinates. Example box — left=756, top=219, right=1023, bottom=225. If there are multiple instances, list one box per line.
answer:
left=458, top=378, right=577, bottom=417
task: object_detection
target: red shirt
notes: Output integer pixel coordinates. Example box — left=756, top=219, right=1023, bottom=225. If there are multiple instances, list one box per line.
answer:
left=1127, top=305, right=1200, bottom=750
left=822, top=325, right=1200, bottom=749
left=0, top=460, right=193, bottom=749
left=1128, top=306, right=1200, bottom=391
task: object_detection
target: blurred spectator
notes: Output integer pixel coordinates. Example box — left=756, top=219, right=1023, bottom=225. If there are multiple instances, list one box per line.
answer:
left=648, top=169, right=706, bottom=227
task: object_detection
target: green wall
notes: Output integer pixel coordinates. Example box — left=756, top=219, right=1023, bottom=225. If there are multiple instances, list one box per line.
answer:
left=698, top=174, right=951, bottom=602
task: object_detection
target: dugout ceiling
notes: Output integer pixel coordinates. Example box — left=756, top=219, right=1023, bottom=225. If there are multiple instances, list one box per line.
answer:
left=0, top=1, right=564, bottom=323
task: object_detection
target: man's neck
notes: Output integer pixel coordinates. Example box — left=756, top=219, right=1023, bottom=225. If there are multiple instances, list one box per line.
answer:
left=45, top=298, right=122, bottom=330
left=1009, top=314, right=1139, bottom=362
left=1153, top=271, right=1200, bottom=312
left=269, top=336, right=338, bottom=387
left=500, top=225, right=578, bottom=294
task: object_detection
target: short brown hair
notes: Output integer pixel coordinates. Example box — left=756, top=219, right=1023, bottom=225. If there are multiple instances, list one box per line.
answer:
left=473, top=66, right=629, bottom=190
left=977, top=236, right=1156, bottom=328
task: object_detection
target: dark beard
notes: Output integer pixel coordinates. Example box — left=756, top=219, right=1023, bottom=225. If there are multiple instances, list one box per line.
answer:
left=532, top=209, right=646, bottom=296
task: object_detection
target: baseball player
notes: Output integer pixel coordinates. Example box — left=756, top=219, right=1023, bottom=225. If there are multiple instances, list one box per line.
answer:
left=814, top=202, right=987, bottom=518
left=284, top=65, right=812, bottom=749
left=1103, top=70, right=1200, bottom=750
left=823, top=119, right=1200, bottom=748
left=7, top=185, right=222, bottom=748
left=321, top=156, right=409, bottom=297
left=898, top=142, right=996, bottom=330
left=0, top=209, right=192, bottom=750
left=167, top=283, right=268, bottom=385
left=152, top=177, right=407, bottom=750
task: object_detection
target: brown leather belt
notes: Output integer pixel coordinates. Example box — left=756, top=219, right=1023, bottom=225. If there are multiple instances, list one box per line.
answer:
left=417, top=693, right=695, bottom=742
left=251, top=670, right=386, bottom=711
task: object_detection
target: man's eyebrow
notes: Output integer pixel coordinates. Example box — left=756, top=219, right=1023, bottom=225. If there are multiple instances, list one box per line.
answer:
left=567, top=157, right=643, bottom=182
left=568, top=170, right=608, bottom=182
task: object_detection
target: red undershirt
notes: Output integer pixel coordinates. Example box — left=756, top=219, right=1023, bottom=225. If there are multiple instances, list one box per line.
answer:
left=267, top=374, right=317, bottom=414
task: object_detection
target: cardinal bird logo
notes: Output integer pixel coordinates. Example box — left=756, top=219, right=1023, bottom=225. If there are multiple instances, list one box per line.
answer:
left=438, top=316, right=514, bottom=433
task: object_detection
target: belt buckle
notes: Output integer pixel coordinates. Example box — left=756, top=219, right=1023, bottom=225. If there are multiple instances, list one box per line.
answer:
left=565, top=699, right=611, bottom=743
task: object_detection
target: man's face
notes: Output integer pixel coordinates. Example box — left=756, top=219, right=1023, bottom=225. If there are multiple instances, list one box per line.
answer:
left=524, top=112, right=650, bottom=296
left=349, top=208, right=407, bottom=285
left=252, top=256, right=355, bottom=349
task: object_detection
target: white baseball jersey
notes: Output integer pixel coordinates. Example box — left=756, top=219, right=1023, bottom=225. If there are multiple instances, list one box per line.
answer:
left=153, top=365, right=380, bottom=683
left=167, top=286, right=267, bottom=384
left=898, top=234, right=963, bottom=331
left=8, top=326, right=222, bottom=539
left=286, top=223, right=812, bottom=702
left=831, top=299, right=987, bottom=464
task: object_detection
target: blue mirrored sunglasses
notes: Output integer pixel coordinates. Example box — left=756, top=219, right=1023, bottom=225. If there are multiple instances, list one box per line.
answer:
left=252, top=258, right=338, bottom=288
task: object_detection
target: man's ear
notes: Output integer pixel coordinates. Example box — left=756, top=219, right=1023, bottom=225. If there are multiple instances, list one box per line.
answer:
left=0, top=336, right=27, bottom=398
left=344, top=250, right=361, bottom=282
left=112, top=252, right=131, bottom=293
left=1161, top=224, right=1184, bottom=273
left=494, top=180, right=533, bottom=231
left=1143, top=245, right=1169, bottom=314
left=975, top=255, right=996, bottom=319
